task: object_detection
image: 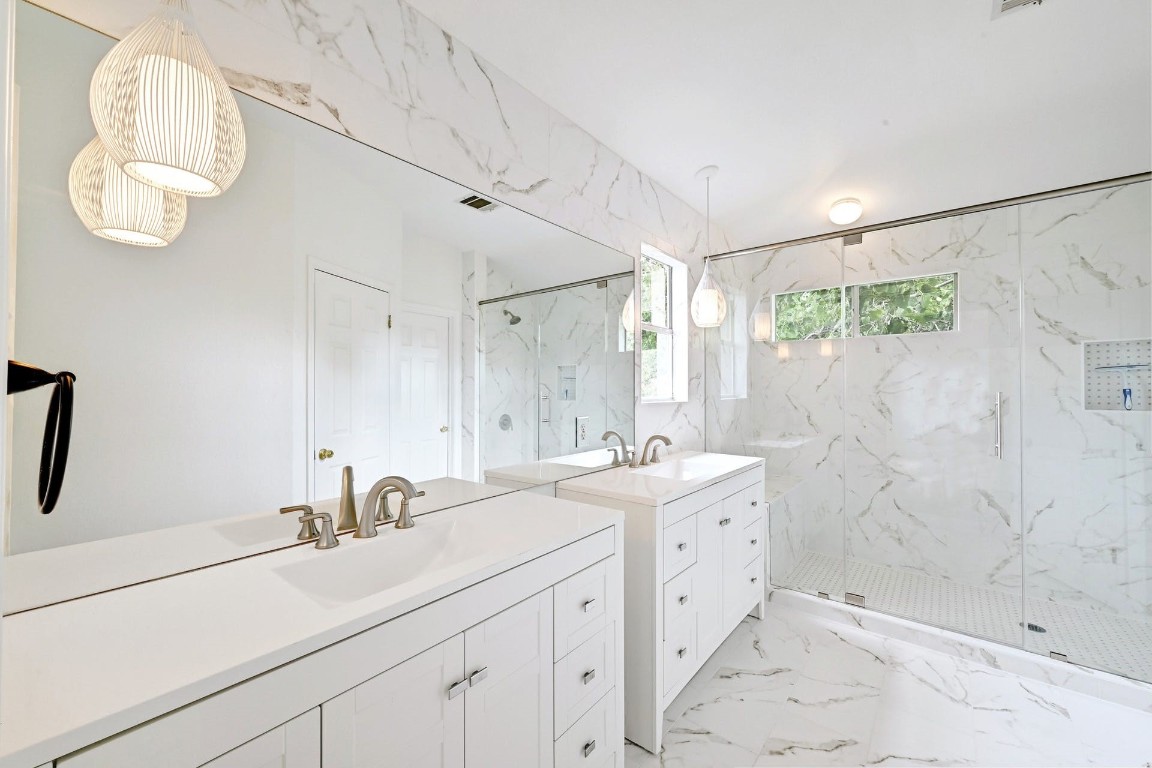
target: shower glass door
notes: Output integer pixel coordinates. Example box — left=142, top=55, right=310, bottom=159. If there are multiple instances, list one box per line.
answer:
left=841, top=211, right=1025, bottom=648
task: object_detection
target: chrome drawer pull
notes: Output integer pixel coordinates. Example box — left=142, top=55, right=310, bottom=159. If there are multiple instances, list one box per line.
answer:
left=447, top=678, right=470, bottom=699
left=676, top=542, right=687, bottom=551
left=751, top=576, right=759, bottom=584
left=583, top=740, right=597, bottom=758
left=583, top=668, right=597, bottom=685
left=468, top=667, right=489, bottom=686
left=677, top=647, right=687, bottom=658
left=678, top=594, right=689, bottom=606
left=719, top=517, right=731, bottom=526
left=751, top=500, right=758, bottom=507
left=751, top=538, right=758, bottom=545
left=582, top=598, right=597, bottom=613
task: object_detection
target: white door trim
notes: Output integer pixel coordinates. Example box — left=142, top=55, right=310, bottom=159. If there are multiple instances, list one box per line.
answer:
left=393, top=302, right=461, bottom=478
left=305, top=258, right=394, bottom=501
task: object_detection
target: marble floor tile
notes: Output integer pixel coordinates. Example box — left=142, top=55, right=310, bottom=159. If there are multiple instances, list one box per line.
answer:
left=624, top=601, right=1152, bottom=767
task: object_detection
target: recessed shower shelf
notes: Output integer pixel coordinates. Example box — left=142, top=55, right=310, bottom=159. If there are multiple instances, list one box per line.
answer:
left=1083, top=339, right=1151, bottom=412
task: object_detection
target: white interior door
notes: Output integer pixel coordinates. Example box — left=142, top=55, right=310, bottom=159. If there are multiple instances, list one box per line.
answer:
left=312, top=270, right=390, bottom=501
left=392, top=310, right=451, bottom=481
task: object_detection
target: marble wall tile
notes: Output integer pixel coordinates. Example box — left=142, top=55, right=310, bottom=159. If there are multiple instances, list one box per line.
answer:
left=1019, top=182, right=1152, bottom=621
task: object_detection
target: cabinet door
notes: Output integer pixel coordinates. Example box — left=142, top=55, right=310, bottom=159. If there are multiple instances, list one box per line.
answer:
left=695, top=503, right=724, bottom=653
left=720, top=491, right=747, bottom=628
left=321, top=635, right=465, bottom=768
left=465, top=591, right=554, bottom=768
left=201, top=709, right=319, bottom=768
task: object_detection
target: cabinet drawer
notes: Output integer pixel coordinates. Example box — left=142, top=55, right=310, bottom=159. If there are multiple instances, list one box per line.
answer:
left=555, top=689, right=617, bottom=768
left=744, top=557, right=765, bottom=603
left=742, top=482, right=764, bottom=528
left=662, top=613, right=697, bottom=697
left=662, top=565, right=695, bottom=636
left=555, top=623, right=615, bottom=737
left=662, top=515, right=697, bottom=582
left=554, top=559, right=610, bottom=661
left=742, top=515, right=764, bottom=566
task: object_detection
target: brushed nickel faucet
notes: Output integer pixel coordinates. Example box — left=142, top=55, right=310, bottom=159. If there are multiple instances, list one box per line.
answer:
left=633, top=434, right=672, bottom=467
left=601, top=430, right=632, bottom=466
left=355, top=476, right=425, bottom=538
left=280, top=504, right=339, bottom=549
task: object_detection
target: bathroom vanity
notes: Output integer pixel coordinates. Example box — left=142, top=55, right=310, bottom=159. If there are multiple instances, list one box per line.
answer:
left=557, top=452, right=766, bottom=753
left=0, top=494, right=625, bottom=768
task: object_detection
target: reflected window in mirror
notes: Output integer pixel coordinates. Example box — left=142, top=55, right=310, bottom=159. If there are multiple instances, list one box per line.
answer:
left=640, top=244, right=687, bottom=403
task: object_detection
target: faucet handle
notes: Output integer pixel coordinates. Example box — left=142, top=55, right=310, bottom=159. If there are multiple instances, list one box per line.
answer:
left=298, top=512, right=339, bottom=549
left=648, top=444, right=664, bottom=463
left=280, top=504, right=317, bottom=541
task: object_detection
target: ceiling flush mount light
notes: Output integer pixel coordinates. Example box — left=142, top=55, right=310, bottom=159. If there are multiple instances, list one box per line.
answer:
left=89, top=0, right=246, bottom=197
left=690, top=165, right=727, bottom=328
left=828, top=197, right=863, bottom=226
left=69, top=137, right=188, bottom=247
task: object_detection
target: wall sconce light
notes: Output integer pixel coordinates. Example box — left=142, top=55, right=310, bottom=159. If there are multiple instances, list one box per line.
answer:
left=776, top=343, right=791, bottom=360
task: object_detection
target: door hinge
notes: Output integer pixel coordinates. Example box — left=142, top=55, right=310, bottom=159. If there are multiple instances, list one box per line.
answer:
left=388, top=314, right=392, bottom=329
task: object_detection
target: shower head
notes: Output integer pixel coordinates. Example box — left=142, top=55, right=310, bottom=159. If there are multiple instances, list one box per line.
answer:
left=503, top=309, right=521, bottom=325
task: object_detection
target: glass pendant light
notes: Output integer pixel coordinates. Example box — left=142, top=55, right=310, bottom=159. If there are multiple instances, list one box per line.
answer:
left=89, top=0, right=246, bottom=197
left=690, top=165, right=727, bottom=328
left=621, top=289, right=635, bottom=330
left=69, top=136, right=188, bottom=247
left=748, top=295, right=773, bottom=341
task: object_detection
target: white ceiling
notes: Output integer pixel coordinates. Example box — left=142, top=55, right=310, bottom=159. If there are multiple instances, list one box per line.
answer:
left=403, top=0, right=1151, bottom=250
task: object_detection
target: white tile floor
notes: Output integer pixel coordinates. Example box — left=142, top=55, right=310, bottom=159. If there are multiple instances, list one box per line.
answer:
left=624, top=597, right=1152, bottom=767
left=785, top=550, right=1152, bottom=682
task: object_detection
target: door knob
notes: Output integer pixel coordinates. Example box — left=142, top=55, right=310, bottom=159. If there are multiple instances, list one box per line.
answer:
left=440, top=426, right=449, bottom=433
left=317, top=448, right=334, bottom=461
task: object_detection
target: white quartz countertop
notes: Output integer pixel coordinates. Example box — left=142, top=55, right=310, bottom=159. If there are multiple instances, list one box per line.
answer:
left=0, top=492, right=620, bottom=767
left=484, top=447, right=622, bottom=484
left=557, top=451, right=765, bottom=506
left=3, top=476, right=512, bottom=615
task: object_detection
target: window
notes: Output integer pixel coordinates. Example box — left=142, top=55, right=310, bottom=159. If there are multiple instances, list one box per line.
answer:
left=855, top=273, right=956, bottom=336
left=773, top=286, right=847, bottom=341
left=639, top=245, right=687, bottom=402
left=771, top=273, right=956, bottom=341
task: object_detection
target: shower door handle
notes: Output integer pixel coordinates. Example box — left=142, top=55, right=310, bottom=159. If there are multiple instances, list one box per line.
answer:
left=994, top=391, right=1002, bottom=460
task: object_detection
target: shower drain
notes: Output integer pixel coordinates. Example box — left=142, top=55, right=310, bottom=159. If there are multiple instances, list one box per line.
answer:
left=1020, top=622, right=1048, bottom=633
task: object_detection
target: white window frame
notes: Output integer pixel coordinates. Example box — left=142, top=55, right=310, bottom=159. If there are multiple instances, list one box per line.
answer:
left=639, top=243, right=688, bottom=403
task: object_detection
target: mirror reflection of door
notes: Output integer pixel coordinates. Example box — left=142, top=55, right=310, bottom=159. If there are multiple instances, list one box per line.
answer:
left=312, top=270, right=391, bottom=501
left=391, top=310, right=452, bottom=482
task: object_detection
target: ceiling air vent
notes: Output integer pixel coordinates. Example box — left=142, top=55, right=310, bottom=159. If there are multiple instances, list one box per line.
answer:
left=993, top=0, right=1043, bottom=18
left=459, top=194, right=499, bottom=212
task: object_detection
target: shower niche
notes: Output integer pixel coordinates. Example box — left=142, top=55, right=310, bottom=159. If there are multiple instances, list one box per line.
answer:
left=1083, top=339, right=1151, bottom=411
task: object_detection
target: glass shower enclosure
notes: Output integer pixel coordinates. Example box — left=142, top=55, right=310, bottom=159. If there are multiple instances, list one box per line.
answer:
left=706, top=179, right=1151, bottom=683
left=480, top=275, right=635, bottom=471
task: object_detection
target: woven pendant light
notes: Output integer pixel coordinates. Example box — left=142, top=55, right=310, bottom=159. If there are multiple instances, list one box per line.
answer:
left=69, top=137, right=188, bottom=247
left=89, top=0, right=246, bottom=198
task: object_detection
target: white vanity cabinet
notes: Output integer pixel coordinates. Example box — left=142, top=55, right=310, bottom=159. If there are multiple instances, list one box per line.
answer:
left=557, top=453, right=765, bottom=754
left=46, top=508, right=624, bottom=768
left=201, top=711, right=320, bottom=768
left=322, top=591, right=554, bottom=768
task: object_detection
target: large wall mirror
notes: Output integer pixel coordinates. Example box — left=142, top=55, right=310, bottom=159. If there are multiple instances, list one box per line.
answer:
left=4, top=1, right=635, bottom=611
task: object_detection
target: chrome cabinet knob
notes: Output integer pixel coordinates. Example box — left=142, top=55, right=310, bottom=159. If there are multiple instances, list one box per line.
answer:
left=719, top=517, right=732, bottom=526
left=582, top=598, right=597, bottom=613
left=677, top=647, right=687, bottom=659
left=582, top=668, right=597, bottom=685
left=468, top=667, right=489, bottom=686
left=678, top=594, right=689, bottom=606
left=677, top=542, right=687, bottom=551
left=440, top=425, right=449, bottom=433
left=583, top=740, right=597, bottom=758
